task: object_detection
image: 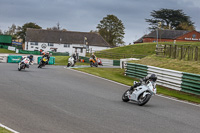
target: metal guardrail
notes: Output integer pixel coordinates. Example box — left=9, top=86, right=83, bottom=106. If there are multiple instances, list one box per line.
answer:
left=124, top=63, right=148, bottom=79
left=182, top=73, right=200, bottom=95
left=125, top=63, right=200, bottom=95
left=148, top=66, right=182, bottom=91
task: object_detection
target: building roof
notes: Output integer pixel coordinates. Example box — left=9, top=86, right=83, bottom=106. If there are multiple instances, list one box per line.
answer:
left=144, top=29, right=190, bottom=39
left=25, top=28, right=110, bottom=47
left=134, top=35, right=145, bottom=43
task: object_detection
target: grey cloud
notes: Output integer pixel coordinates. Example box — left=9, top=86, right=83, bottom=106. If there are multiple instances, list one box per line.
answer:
left=0, top=0, right=200, bottom=44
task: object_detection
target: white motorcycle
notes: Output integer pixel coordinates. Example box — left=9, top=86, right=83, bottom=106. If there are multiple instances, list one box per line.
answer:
left=67, top=57, right=75, bottom=67
left=122, top=79, right=157, bottom=106
left=18, top=57, right=31, bottom=71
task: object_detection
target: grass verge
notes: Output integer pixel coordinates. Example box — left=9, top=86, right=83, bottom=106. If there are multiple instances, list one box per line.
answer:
left=74, top=67, right=200, bottom=104
left=0, top=127, right=12, bottom=133
left=54, top=56, right=69, bottom=66
left=0, top=48, right=15, bottom=54
left=54, top=56, right=90, bottom=66
left=129, top=54, right=200, bottom=74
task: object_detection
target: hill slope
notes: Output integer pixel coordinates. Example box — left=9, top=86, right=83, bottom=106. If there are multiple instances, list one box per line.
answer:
left=94, top=43, right=156, bottom=59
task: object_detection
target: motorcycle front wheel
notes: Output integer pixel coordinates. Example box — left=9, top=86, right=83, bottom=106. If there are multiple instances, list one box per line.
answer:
left=122, top=89, right=130, bottom=102
left=67, top=63, right=71, bottom=67
left=137, top=92, right=151, bottom=106
left=90, top=62, right=93, bottom=67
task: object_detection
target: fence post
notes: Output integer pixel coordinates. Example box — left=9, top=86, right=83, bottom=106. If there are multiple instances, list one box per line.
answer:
left=174, top=45, right=177, bottom=59
left=180, top=46, right=183, bottom=60
left=188, top=46, right=190, bottom=61
left=195, top=46, right=198, bottom=61
left=169, top=45, right=172, bottom=58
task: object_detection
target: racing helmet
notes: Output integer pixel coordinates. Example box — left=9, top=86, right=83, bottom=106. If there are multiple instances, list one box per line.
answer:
left=149, top=74, right=157, bottom=82
left=29, top=54, right=33, bottom=59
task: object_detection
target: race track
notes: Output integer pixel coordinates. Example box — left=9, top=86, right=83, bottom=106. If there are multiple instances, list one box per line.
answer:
left=0, top=63, right=200, bottom=133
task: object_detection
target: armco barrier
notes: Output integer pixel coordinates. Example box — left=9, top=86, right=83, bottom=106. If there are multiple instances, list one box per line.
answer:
left=124, top=63, right=200, bottom=95
left=101, top=59, right=113, bottom=66
left=182, top=73, right=200, bottom=95
left=38, top=57, right=55, bottom=65
left=113, top=60, right=120, bottom=66
left=147, top=66, right=182, bottom=91
left=125, top=63, right=148, bottom=79
left=7, top=55, right=22, bottom=63
left=0, top=54, right=8, bottom=63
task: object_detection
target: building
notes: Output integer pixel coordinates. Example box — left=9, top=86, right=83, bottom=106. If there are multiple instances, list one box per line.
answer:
left=25, top=28, right=111, bottom=56
left=134, top=30, right=200, bottom=44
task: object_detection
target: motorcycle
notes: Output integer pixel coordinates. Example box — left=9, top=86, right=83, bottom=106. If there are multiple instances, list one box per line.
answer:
left=38, top=57, right=48, bottom=68
left=67, top=56, right=75, bottom=67
left=89, top=57, right=98, bottom=67
left=18, top=57, right=30, bottom=71
left=122, top=79, right=157, bottom=106
left=97, top=58, right=103, bottom=66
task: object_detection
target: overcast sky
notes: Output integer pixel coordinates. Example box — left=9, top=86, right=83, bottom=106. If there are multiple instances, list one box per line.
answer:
left=0, top=0, right=200, bottom=44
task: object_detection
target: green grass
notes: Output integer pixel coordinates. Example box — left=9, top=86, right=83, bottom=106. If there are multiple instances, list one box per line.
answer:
left=102, top=43, right=156, bottom=55
left=92, top=42, right=200, bottom=59
left=54, top=56, right=90, bottom=66
left=0, top=48, right=15, bottom=53
left=74, top=67, right=200, bottom=104
left=159, top=41, right=200, bottom=46
left=129, top=54, right=200, bottom=74
left=0, top=127, right=12, bottom=133
left=54, top=56, right=69, bottom=65
left=93, top=43, right=157, bottom=59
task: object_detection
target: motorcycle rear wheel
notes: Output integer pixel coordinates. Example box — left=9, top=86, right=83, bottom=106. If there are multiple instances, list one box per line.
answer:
left=122, top=89, right=130, bottom=102
left=137, top=92, right=151, bottom=106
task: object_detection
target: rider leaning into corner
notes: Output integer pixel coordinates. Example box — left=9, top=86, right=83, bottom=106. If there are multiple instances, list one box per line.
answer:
left=129, top=74, right=157, bottom=91
left=90, top=52, right=97, bottom=62
left=72, top=53, right=77, bottom=63
left=21, top=54, right=34, bottom=66
left=42, top=51, right=50, bottom=64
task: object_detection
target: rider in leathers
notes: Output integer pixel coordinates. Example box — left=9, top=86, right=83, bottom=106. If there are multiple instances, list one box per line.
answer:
left=129, top=74, right=157, bottom=91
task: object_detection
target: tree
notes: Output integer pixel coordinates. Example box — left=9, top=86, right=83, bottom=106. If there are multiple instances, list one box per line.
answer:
left=97, top=15, right=125, bottom=46
left=4, top=24, right=17, bottom=39
left=47, top=22, right=67, bottom=31
left=146, top=9, right=195, bottom=31
left=17, top=22, right=42, bottom=42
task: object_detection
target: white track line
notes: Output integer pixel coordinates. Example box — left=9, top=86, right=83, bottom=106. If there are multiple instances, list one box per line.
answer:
left=0, top=123, right=20, bottom=133
left=66, top=67, right=200, bottom=107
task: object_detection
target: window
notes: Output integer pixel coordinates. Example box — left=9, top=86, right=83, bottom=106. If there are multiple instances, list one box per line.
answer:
left=64, top=44, right=70, bottom=47
left=48, top=43, right=54, bottom=46
left=31, top=46, right=34, bottom=48
left=80, top=48, right=83, bottom=53
left=35, top=47, right=38, bottom=49
left=30, top=42, right=38, bottom=45
left=192, top=34, right=196, bottom=38
left=30, top=42, right=35, bottom=45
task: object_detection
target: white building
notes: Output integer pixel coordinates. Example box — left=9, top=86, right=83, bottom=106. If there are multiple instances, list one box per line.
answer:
left=25, top=28, right=111, bottom=56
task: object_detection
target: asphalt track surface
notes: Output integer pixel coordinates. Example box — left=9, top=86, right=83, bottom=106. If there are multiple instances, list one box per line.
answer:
left=0, top=63, right=200, bottom=133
